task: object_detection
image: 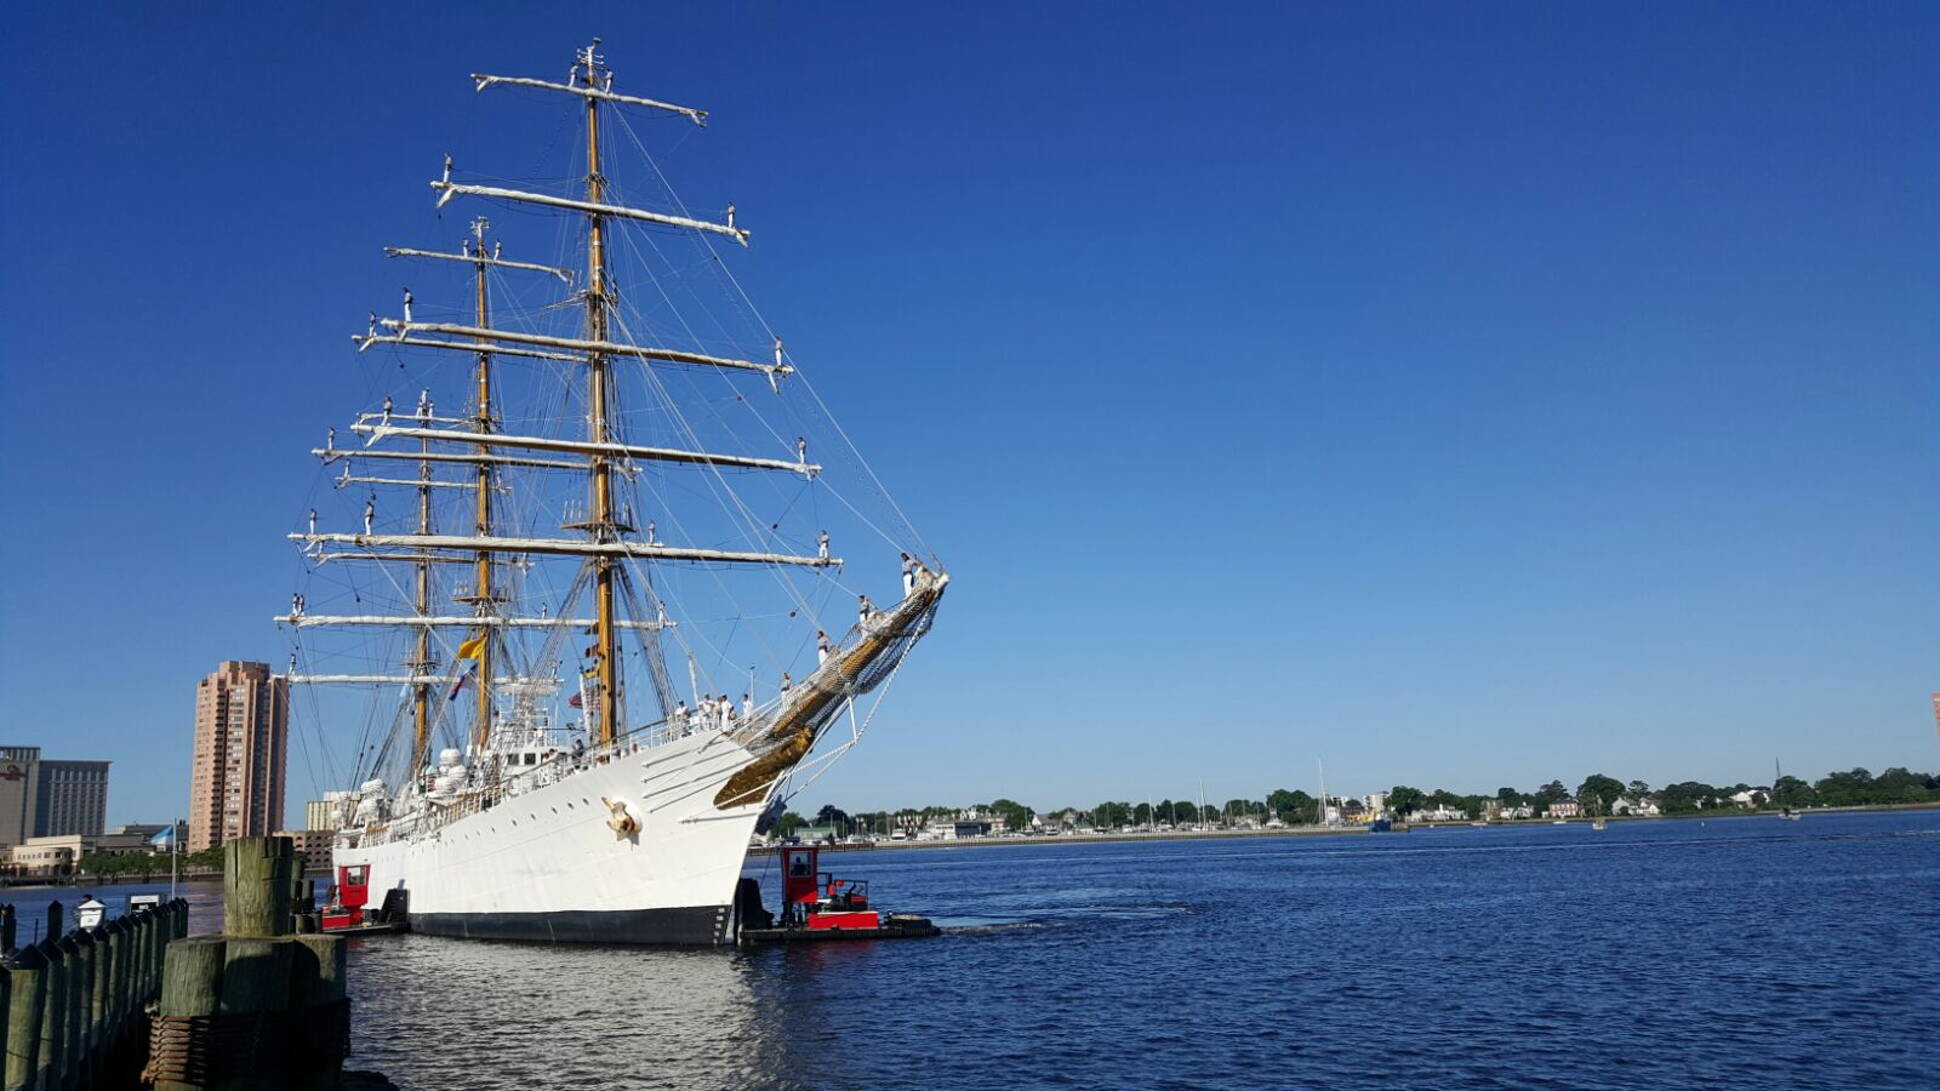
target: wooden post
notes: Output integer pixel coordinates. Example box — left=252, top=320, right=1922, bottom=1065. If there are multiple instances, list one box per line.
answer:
left=127, top=915, right=148, bottom=1011
left=153, top=936, right=225, bottom=1091
left=34, top=940, right=63, bottom=1091
left=218, top=938, right=292, bottom=1091
left=149, top=911, right=168, bottom=996
left=287, top=935, right=346, bottom=1091
left=0, top=969, right=9, bottom=1090
left=223, top=839, right=293, bottom=938
left=105, top=919, right=129, bottom=1032
left=3, top=942, right=45, bottom=1091
left=1, top=904, right=15, bottom=953
left=42, top=904, right=60, bottom=945
left=55, top=935, right=81, bottom=1091
left=70, top=932, right=95, bottom=1086
left=87, top=926, right=112, bottom=1057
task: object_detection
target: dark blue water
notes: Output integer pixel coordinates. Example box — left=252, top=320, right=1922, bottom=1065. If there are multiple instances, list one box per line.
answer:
left=12, top=810, right=1938, bottom=1088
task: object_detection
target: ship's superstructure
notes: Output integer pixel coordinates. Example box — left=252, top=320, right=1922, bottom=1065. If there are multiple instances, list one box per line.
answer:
left=279, top=41, right=946, bottom=943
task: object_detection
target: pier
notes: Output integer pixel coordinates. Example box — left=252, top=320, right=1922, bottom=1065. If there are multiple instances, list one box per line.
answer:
left=2, top=893, right=187, bottom=1089
left=1, top=836, right=381, bottom=1090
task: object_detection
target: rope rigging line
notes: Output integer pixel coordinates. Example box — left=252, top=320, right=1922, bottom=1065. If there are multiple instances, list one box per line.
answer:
left=610, top=106, right=935, bottom=560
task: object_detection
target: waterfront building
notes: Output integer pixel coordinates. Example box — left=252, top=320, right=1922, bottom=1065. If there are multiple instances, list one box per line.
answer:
left=10, top=830, right=152, bottom=876
left=0, top=746, right=42, bottom=848
left=276, top=828, right=336, bottom=871
left=1547, top=800, right=1583, bottom=819
left=36, top=759, right=110, bottom=837
left=188, top=660, right=290, bottom=854
left=305, top=791, right=353, bottom=831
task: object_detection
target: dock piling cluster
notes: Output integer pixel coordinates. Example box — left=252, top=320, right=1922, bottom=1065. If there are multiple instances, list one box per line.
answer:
left=147, top=836, right=349, bottom=1091
left=1, top=893, right=188, bottom=1090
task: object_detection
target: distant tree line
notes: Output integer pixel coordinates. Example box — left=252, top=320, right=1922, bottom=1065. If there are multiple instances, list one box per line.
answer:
left=772, top=766, right=1940, bottom=837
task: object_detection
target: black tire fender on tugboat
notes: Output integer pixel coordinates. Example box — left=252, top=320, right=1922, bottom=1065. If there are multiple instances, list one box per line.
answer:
left=733, top=876, right=773, bottom=939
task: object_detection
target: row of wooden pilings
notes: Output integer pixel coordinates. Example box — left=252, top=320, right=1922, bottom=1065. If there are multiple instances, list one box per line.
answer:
left=2, top=896, right=186, bottom=1089
left=2, top=836, right=355, bottom=1090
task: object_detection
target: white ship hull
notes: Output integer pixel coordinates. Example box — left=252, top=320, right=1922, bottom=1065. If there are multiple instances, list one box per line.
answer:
left=336, top=731, right=768, bottom=945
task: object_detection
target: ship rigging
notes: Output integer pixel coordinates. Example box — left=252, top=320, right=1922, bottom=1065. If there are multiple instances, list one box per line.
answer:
left=277, top=41, right=947, bottom=943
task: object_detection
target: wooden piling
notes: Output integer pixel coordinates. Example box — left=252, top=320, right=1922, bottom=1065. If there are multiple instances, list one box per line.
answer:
left=153, top=936, right=225, bottom=1091
left=42, top=905, right=60, bottom=949
left=149, top=910, right=168, bottom=996
left=4, top=942, right=45, bottom=1091
left=0, top=968, right=9, bottom=1090
left=34, top=940, right=63, bottom=1091
left=87, top=927, right=110, bottom=1070
left=287, top=935, right=347, bottom=1091
left=224, top=838, right=294, bottom=938
left=1, top=904, right=15, bottom=953
left=105, top=918, right=129, bottom=1031
left=56, top=935, right=82, bottom=1091
left=71, top=931, right=96, bottom=1087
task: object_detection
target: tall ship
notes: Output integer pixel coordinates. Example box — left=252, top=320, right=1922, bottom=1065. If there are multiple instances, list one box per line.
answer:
left=280, top=41, right=947, bottom=944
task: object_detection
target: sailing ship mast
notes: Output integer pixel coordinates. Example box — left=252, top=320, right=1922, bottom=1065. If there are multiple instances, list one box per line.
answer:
left=288, top=39, right=841, bottom=782
left=579, top=40, right=620, bottom=746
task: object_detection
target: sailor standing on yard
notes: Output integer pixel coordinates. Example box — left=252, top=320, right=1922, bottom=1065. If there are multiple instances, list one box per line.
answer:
left=363, top=497, right=376, bottom=536
left=817, top=530, right=830, bottom=560
left=901, top=553, right=916, bottom=596
left=858, top=594, right=875, bottom=628
left=796, top=436, right=808, bottom=465
left=741, top=693, right=753, bottom=720
left=780, top=671, right=792, bottom=693
left=817, top=631, right=831, bottom=665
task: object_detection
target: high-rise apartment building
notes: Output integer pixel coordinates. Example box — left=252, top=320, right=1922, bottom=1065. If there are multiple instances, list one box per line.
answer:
left=188, top=661, right=289, bottom=854
left=35, top=760, right=110, bottom=837
left=0, top=746, right=42, bottom=848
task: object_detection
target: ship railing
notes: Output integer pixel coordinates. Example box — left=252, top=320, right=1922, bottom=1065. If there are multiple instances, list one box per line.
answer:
left=354, top=720, right=740, bottom=846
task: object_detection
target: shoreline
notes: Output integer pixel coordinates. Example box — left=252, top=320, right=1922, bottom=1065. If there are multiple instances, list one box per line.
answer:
left=749, top=800, right=1940, bottom=856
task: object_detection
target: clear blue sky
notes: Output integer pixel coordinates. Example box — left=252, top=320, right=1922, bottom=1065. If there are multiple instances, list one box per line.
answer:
left=3, top=2, right=1935, bottom=827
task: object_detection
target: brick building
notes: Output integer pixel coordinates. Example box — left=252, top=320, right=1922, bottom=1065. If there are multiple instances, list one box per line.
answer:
left=188, top=661, right=289, bottom=854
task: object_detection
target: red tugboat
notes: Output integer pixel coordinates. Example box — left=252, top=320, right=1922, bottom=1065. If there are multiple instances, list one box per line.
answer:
left=319, top=863, right=408, bottom=935
left=738, top=846, right=939, bottom=944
